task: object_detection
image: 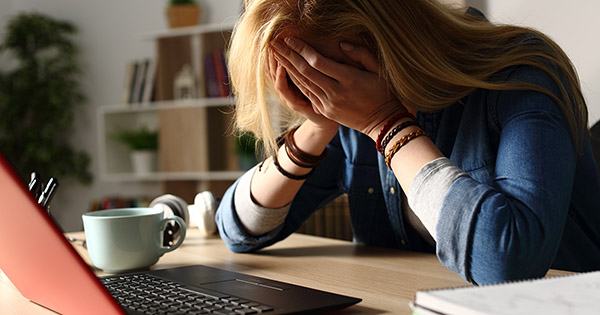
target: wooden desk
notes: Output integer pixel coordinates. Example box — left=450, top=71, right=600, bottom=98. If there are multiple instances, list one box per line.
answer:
left=0, top=229, right=571, bottom=315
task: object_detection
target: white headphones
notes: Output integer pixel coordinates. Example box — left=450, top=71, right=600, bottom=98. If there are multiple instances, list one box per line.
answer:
left=149, top=191, right=218, bottom=245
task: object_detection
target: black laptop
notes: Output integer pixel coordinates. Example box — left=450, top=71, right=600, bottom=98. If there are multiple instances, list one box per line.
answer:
left=0, top=152, right=361, bottom=314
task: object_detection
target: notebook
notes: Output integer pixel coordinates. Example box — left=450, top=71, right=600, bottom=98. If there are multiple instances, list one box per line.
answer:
left=0, top=152, right=361, bottom=314
left=411, top=271, right=600, bottom=315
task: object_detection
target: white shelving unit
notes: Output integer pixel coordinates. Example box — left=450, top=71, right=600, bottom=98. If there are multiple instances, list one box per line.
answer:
left=97, top=24, right=245, bottom=190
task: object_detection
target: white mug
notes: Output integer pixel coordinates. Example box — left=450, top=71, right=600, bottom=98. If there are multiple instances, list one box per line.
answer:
left=82, top=207, right=186, bottom=273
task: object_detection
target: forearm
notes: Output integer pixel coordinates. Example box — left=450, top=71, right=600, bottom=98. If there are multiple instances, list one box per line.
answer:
left=251, top=121, right=338, bottom=208
left=368, top=117, right=444, bottom=192
left=234, top=166, right=291, bottom=236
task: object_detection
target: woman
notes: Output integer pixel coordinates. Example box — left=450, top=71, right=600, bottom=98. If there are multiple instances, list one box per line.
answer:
left=215, top=0, right=600, bottom=285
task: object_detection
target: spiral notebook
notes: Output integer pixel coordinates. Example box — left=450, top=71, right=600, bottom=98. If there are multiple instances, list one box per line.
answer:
left=411, top=271, right=600, bottom=315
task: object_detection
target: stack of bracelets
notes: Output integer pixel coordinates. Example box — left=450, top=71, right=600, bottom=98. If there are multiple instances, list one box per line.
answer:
left=272, top=125, right=327, bottom=180
left=375, top=112, right=428, bottom=170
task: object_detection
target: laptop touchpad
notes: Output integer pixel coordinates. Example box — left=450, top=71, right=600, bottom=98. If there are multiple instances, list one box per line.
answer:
left=201, top=279, right=287, bottom=301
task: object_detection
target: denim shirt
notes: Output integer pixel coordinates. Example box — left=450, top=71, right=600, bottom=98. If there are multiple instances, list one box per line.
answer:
left=216, top=65, right=600, bottom=285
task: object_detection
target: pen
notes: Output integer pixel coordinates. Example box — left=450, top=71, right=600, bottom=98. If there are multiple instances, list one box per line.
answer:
left=28, top=172, right=44, bottom=200
left=38, top=177, right=59, bottom=211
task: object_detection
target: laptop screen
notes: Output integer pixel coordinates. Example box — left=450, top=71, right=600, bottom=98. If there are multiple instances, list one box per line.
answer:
left=0, top=153, right=124, bottom=314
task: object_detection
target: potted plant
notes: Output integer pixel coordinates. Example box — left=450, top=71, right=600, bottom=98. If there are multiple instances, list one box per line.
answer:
left=234, top=132, right=260, bottom=170
left=0, top=13, right=92, bottom=185
left=111, top=126, right=159, bottom=174
left=166, top=0, right=201, bottom=28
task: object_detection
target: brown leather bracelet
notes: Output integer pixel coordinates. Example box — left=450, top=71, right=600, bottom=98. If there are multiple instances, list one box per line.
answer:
left=272, top=151, right=314, bottom=180
left=379, top=120, right=420, bottom=155
left=284, top=126, right=327, bottom=168
left=385, top=129, right=428, bottom=169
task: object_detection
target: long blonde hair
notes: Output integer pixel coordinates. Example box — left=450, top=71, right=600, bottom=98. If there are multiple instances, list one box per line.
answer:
left=228, top=0, right=588, bottom=156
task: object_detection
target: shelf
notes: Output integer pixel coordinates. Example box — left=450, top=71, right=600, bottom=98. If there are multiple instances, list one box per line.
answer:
left=98, top=21, right=241, bottom=200
left=100, top=97, right=235, bottom=114
left=100, top=170, right=245, bottom=182
left=143, top=23, right=235, bottom=40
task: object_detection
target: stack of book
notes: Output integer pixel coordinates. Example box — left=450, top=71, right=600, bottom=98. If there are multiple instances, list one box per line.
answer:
left=203, top=49, right=231, bottom=98
left=122, top=58, right=156, bottom=105
left=88, top=196, right=153, bottom=212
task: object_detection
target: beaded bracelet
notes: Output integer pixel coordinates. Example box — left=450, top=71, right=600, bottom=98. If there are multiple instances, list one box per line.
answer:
left=385, top=129, right=428, bottom=169
left=375, top=112, right=416, bottom=153
left=285, top=126, right=327, bottom=168
left=272, top=151, right=314, bottom=180
left=378, top=120, right=420, bottom=155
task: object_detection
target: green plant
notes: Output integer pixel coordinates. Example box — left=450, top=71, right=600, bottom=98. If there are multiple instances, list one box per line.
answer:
left=0, top=13, right=92, bottom=185
left=234, top=132, right=258, bottom=157
left=234, top=132, right=260, bottom=170
left=169, top=0, right=197, bottom=5
left=111, top=126, right=159, bottom=151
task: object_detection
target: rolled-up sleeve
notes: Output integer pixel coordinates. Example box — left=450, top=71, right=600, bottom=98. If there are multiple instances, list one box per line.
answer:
left=436, top=66, right=578, bottom=285
left=215, top=168, right=286, bottom=253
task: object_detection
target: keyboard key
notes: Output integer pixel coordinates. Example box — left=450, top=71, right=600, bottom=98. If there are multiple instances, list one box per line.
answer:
left=251, top=305, right=274, bottom=312
left=101, top=274, right=274, bottom=315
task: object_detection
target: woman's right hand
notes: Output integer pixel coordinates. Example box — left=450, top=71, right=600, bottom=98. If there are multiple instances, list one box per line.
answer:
left=267, top=49, right=339, bottom=133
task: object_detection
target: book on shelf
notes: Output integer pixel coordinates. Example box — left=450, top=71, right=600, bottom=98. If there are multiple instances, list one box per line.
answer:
left=141, top=58, right=157, bottom=104
left=121, top=61, right=136, bottom=104
left=411, top=270, right=600, bottom=315
left=203, top=49, right=231, bottom=98
left=124, top=61, right=139, bottom=104
left=88, top=196, right=152, bottom=212
left=203, top=53, right=220, bottom=98
left=212, top=49, right=231, bottom=97
left=131, top=59, right=146, bottom=104
left=123, top=58, right=156, bottom=105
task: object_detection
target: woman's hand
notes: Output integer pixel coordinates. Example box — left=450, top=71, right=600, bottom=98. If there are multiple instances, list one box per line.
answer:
left=270, top=37, right=407, bottom=140
left=266, top=49, right=339, bottom=133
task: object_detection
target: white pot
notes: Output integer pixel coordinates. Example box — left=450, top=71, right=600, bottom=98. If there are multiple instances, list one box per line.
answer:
left=131, top=150, right=158, bottom=174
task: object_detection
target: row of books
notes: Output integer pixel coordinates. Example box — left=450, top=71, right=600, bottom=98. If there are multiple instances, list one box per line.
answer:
left=122, top=49, right=231, bottom=106
left=203, top=49, right=231, bottom=98
left=122, top=58, right=156, bottom=105
left=88, top=196, right=153, bottom=212
left=297, top=195, right=353, bottom=241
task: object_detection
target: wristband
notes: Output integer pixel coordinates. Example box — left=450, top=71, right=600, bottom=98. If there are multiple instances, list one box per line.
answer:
left=375, top=112, right=416, bottom=153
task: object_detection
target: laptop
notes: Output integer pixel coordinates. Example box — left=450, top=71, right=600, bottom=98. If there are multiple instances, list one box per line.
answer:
left=0, top=153, right=361, bottom=314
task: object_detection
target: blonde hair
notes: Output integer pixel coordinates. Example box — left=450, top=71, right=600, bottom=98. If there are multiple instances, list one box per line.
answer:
left=228, top=0, right=588, bottom=156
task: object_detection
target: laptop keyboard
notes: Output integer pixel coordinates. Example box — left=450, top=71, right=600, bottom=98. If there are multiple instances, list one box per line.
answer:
left=101, top=273, right=274, bottom=314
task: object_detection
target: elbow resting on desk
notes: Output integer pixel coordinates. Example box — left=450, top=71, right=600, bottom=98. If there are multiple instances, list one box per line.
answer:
left=437, top=180, right=565, bottom=285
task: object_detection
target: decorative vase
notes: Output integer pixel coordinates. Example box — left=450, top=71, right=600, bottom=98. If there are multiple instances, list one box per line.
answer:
left=131, top=150, right=158, bottom=174
left=166, top=5, right=201, bottom=28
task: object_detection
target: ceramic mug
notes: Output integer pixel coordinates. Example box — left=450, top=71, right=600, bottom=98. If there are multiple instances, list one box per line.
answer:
left=82, top=207, right=186, bottom=273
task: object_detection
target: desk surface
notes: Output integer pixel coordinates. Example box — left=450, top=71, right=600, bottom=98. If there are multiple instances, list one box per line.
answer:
left=1, top=229, right=571, bottom=315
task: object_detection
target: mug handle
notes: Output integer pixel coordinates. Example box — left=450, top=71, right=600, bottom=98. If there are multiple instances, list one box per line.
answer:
left=157, top=216, right=187, bottom=255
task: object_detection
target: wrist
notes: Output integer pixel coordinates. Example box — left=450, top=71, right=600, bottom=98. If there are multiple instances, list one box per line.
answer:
left=295, top=120, right=338, bottom=156
left=371, top=112, right=417, bottom=151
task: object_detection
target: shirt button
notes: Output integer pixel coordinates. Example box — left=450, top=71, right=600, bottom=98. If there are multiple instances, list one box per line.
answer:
left=367, top=187, right=375, bottom=194
left=400, top=239, right=406, bottom=245
left=390, top=187, right=396, bottom=195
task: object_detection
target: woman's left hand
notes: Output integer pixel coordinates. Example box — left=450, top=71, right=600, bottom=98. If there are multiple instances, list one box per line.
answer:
left=271, top=37, right=406, bottom=140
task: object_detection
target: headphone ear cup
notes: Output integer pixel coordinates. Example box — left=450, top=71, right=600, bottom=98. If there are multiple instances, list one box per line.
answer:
left=192, top=191, right=218, bottom=235
left=149, top=194, right=189, bottom=225
left=149, top=194, right=189, bottom=246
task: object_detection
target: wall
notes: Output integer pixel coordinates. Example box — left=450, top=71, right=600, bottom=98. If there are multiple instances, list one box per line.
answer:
left=1, top=0, right=598, bottom=231
left=0, top=0, right=242, bottom=232
left=484, top=0, right=600, bottom=126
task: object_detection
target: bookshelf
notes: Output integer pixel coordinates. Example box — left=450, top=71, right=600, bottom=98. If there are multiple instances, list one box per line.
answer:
left=98, top=22, right=354, bottom=240
left=97, top=23, right=245, bottom=202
